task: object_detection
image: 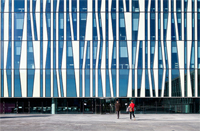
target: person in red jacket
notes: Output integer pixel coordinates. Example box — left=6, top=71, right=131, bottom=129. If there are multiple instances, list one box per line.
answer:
left=129, top=100, right=135, bottom=120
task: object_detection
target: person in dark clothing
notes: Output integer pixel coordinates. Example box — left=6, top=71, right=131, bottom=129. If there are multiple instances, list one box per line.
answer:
left=115, top=100, right=121, bottom=119
left=129, top=100, right=135, bottom=120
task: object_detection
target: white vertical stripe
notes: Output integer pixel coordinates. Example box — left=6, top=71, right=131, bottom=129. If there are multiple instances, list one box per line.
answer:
left=62, top=0, right=67, bottom=97
left=12, top=0, right=14, bottom=97
left=43, top=0, right=47, bottom=97
left=72, top=41, right=80, bottom=97
left=51, top=0, right=53, bottom=97
left=140, top=41, right=145, bottom=97
left=123, top=0, right=126, bottom=12
left=148, top=0, right=153, bottom=97
left=160, top=0, right=166, bottom=97
left=20, top=0, right=27, bottom=97
left=90, top=41, right=93, bottom=97
left=30, top=0, right=35, bottom=40
left=125, top=12, right=132, bottom=97
left=116, top=0, right=119, bottom=97
left=33, top=0, right=41, bottom=97
left=173, top=0, right=180, bottom=40
left=95, top=0, right=100, bottom=97
left=166, top=0, right=171, bottom=97
left=195, top=0, right=198, bottom=97
left=4, top=0, right=9, bottom=97
left=187, top=0, right=192, bottom=97
left=82, top=41, right=87, bottom=97
left=77, top=0, right=79, bottom=40
left=56, top=0, right=61, bottom=97
left=101, top=0, right=106, bottom=97
left=134, top=41, right=140, bottom=97
left=154, top=0, right=158, bottom=97
left=182, top=0, right=184, bottom=40
left=108, top=0, right=114, bottom=97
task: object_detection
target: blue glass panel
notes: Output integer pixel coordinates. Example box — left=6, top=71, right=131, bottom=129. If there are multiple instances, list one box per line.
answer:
left=59, top=13, right=64, bottom=40
left=59, top=41, right=64, bottom=69
left=46, top=0, right=51, bottom=12
left=111, top=69, right=116, bottom=97
left=1, top=69, right=3, bottom=97
left=72, top=0, right=77, bottom=12
left=6, top=42, right=12, bottom=69
left=119, top=41, right=129, bottom=69
left=137, top=69, right=142, bottom=97
left=198, top=42, right=200, bottom=68
left=111, top=0, right=116, bottom=12
left=138, top=41, right=143, bottom=69
left=85, top=41, right=90, bottom=69
left=67, top=69, right=77, bottom=97
left=98, top=13, right=103, bottom=40
left=14, top=42, right=22, bottom=69
left=163, top=41, right=168, bottom=68
left=119, top=69, right=128, bottom=97
left=28, top=69, right=34, bottom=97
left=59, top=0, right=64, bottom=12
left=106, top=41, right=108, bottom=69
left=80, top=41, right=84, bottom=69
left=27, top=41, right=35, bottom=69
left=14, top=0, right=24, bottom=12
left=98, top=70, right=103, bottom=97
left=46, top=13, right=51, bottom=40
left=158, top=42, right=163, bottom=68
left=80, top=69, right=82, bottom=97
left=85, top=69, right=90, bottom=97
left=45, top=69, right=51, bottom=97
left=93, top=13, right=98, bottom=40
left=1, top=43, right=3, bottom=69
left=93, top=41, right=98, bottom=68
left=190, top=42, right=195, bottom=68
left=93, top=69, right=95, bottom=97
left=145, top=69, right=150, bottom=97
left=46, top=42, right=51, bottom=69
left=132, top=13, right=139, bottom=40
left=1, top=0, right=5, bottom=12
left=190, top=68, right=195, bottom=97
left=126, top=0, right=129, bottom=12
left=150, top=41, right=155, bottom=69
left=151, top=69, right=155, bottom=96
left=98, top=0, right=102, bottom=12
left=150, top=0, right=155, bottom=12
left=119, top=13, right=126, bottom=40
left=171, top=41, right=179, bottom=69
left=164, top=69, right=169, bottom=97
left=132, top=41, right=137, bottom=68
left=106, top=70, right=111, bottom=97
left=163, top=12, right=168, bottom=40
left=80, top=13, right=87, bottom=40
left=67, top=41, right=74, bottom=69
left=80, top=0, right=87, bottom=12
left=14, top=70, right=21, bottom=97
left=72, top=13, right=77, bottom=40
left=171, top=69, right=181, bottom=97
left=27, top=13, right=32, bottom=40
left=14, top=13, right=24, bottom=40
left=198, top=13, right=200, bottom=40
left=111, top=41, right=116, bottom=68
left=53, top=70, right=58, bottom=97
left=67, top=13, right=71, bottom=40
left=158, top=69, right=163, bottom=96
left=150, top=12, right=155, bottom=40
left=119, top=0, right=124, bottom=12
left=7, top=69, right=11, bottom=97
left=98, top=41, right=103, bottom=69
left=132, top=69, right=135, bottom=97
left=40, top=69, right=43, bottom=97
left=111, top=13, right=116, bottom=40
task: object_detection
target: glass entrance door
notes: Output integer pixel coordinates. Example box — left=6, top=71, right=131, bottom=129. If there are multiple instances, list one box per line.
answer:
left=101, top=99, right=116, bottom=114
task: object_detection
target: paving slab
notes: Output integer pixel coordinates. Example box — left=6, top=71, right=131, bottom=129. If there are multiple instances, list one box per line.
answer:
left=0, top=114, right=200, bottom=131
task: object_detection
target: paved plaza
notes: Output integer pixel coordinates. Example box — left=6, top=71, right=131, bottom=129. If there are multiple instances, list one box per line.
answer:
left=0, top=114, right=200, bottom=131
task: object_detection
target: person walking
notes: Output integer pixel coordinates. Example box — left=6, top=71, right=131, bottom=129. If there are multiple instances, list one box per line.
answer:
left=129, top=100, right=135, bottom=120
left=115, top=100, right=121, bottom=119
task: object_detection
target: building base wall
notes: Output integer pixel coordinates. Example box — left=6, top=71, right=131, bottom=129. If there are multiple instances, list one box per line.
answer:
left=0, top=98, right=199, bottom=114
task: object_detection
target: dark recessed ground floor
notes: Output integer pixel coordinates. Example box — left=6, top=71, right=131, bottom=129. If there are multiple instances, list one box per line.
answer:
left=0, top=98, right=199, bottom=114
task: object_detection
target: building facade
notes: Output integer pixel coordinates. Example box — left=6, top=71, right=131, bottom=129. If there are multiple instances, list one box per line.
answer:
left=0, top=0, right=200, bottom=114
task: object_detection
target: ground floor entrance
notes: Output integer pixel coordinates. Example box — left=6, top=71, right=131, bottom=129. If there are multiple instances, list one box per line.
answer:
left=0, top=98, right=199, bottom=114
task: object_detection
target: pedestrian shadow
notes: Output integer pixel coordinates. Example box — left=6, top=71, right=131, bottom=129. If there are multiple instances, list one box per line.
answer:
left=0, top=115, right=51, bottom=119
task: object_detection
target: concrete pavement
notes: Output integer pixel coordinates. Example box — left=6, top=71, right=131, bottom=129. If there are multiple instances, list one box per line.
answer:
left=0, top=114, right=200, bottom=131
